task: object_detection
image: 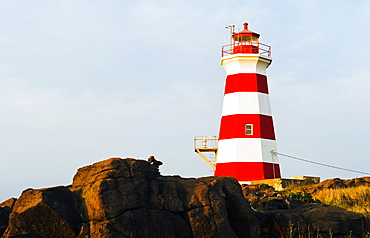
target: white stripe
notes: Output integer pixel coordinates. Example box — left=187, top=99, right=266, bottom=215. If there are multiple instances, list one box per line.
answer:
left=217, top=138, right=278, bottom=164
left=221, top=54, right=272, bottom=76
left=221, top=92, right=272, bottom=116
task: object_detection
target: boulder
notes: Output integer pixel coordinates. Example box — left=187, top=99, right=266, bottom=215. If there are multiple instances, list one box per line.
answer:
left=3, top=186, right=81, bottom=238
left=0, top=198, right=17, bottom=237
left=70, top=157, right=260, bottom=238
left=265, top=198, right=289, bottom=210
left=164, top=176, right=260, bottom=238
left=0, top=198, right=17, bottom=209
left=0, top=206, right=11, bottom=237
left=241, top=183, right=283, bottom=211
left=286, top=199, right=305, bottom=209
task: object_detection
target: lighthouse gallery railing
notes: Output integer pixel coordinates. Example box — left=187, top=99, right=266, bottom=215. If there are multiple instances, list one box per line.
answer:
left=221, top=42, right=272, bottom=57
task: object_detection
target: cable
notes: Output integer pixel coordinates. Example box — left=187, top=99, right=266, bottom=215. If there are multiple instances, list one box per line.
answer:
left=274, top=151, right=370, bottom=176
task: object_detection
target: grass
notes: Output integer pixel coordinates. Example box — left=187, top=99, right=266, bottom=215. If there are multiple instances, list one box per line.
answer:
left=277, top=185, right=370, bottom=237
left=246, top=181, right=370, bottom=236
left=311, top=186, right=370, bottom=218
left=280, top=184, right=370, bottom=220
left=287, top=192, right=321, bottom=204
left=273, top=220, right=370, bottom=238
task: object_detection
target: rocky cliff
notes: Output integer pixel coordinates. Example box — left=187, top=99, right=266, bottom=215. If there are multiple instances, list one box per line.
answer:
left=0, top=157, right=368, bottom=238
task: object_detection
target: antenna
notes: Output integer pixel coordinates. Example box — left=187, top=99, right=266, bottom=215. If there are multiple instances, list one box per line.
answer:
left=225, top=25, right=235, bottom=45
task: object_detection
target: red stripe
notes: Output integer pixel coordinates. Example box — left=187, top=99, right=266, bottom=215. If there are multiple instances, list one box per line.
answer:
left=219, top=114, right=275, bottom=140
left=224, top=73, right=269, bottom=94
left=214, top=162, right=281, bottom=181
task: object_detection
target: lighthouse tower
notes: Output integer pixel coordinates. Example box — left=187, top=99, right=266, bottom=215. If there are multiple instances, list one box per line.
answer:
left=214, top=23, right=281, bottom=182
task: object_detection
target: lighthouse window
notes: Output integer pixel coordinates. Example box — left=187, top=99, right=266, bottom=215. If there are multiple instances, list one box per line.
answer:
left=245, top=124, right=253, bottom=135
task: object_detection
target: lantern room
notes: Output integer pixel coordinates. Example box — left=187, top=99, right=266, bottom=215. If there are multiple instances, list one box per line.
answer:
left=232, top=23, right=260, bottom=54
left=221, top=23, right=271, bottom=57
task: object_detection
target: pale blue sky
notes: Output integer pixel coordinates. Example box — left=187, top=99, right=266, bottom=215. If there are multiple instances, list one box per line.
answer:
left=1, top=1, right=370, bottom=201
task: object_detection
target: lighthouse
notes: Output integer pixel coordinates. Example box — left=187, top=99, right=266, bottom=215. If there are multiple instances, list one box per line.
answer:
left=214, top=23, right=281, bottom=182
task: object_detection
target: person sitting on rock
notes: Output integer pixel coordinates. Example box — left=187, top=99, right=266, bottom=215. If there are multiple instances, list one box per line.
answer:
left=147, top=156, right=163, bottom=167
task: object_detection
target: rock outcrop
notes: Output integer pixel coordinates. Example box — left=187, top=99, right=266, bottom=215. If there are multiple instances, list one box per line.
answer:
left=1, top=158, right=369, bottom=237
left=257, top=203, right=368, bottom=238
left=0, top=207, right=10, bottom=237
left=3, top=187, right=81, bottom=238
left=0, top=199, right=16, bottom=210
left=2, top=158, right=259, bottom=238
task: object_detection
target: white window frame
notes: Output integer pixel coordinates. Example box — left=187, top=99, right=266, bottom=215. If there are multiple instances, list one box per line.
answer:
left=245, top=124, right=253, bottom=135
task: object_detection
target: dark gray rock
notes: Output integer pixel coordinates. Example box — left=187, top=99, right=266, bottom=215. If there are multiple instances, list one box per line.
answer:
left=0, top=198, right=17, bottom=209
left=0, top=206, right=11, bottom=237
left=257, top=203, right=368, bottom=238
left=265, top=198, right=289, bottom=210
left=70, top=158, right=260, bottom=238
left=3, top=187, right=81, bottom=238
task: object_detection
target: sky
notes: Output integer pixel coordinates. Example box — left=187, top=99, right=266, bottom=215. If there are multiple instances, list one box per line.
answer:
left=1, top=0, right=370, bottom=201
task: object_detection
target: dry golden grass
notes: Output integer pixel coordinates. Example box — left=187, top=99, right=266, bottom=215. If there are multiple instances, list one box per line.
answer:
left=277, top=182, right=370, bottom=237
left=311, top=186, right=370, bottom=216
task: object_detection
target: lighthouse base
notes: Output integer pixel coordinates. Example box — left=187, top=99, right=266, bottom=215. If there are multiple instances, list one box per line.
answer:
left=246, top=176, right=321, bottom=191
left=214, top=162, right=281, bottom=181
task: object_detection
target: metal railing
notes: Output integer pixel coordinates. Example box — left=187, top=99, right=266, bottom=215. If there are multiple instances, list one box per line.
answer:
left=221, top=42, right=272, bottom=57
left=194, top=136, right=218, bottom=170
left=194, top=136, right=218, bottom=151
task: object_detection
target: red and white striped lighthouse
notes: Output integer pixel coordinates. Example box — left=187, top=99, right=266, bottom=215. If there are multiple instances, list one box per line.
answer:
left=214, top=23, right=281, bottom=182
